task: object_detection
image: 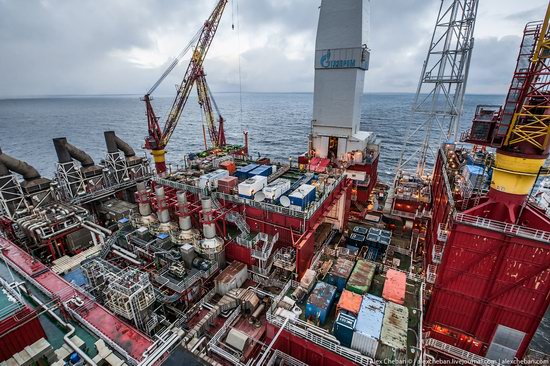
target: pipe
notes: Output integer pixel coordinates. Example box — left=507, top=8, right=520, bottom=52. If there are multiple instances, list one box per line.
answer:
left=137, top=182, right=152, bottom=216
left=0, top=147, right=41, bottom=181
left=83, top=220, right=112, bottom=235
left=255, top=316, right=289, bottom=366
left=155, top=186, right=170, bottom=223
left=201, top=197, right=216, bottom=239
left=53, top=138, right=95, bottom=167
left=177, top=191, right=192, bottom=231
left=18, top=286, right=97, bottom=366
left=104, top=131, right=136, bottom=157
left=138, top=328, right=182, bottom=366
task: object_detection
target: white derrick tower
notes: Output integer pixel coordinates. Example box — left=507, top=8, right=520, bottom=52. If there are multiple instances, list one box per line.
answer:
left=311, top=0, right=373, bottom=163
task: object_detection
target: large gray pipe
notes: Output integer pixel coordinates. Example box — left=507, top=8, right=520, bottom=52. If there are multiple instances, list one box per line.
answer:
left=155, top=186, right=170, bottom=223
left=177, top=191, right=192, bottom=231
left=53, top=138, right=95, bottom=167
left=0, top=147, right=41, bottom=181
left=104, top=131, right=135, bottom=157
left=201, top=197, right=216, bottom=239
left=136, top=182, right=152, bottom=216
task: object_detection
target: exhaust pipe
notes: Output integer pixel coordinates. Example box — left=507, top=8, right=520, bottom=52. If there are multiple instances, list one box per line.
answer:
left=104, top=131, right=136, bottom=158
left=53, top=137, right=95, bottom=167
left=0, top=147, right=41, bottom=181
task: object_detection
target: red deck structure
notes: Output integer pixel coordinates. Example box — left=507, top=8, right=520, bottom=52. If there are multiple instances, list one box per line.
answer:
left=0, top=238, right=153, bottom=362
left=425, top=150, right=550, bottom=359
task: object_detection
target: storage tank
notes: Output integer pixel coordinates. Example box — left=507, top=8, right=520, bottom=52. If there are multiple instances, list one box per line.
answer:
left=336, top=289, right=363, bottom=317
left=346, top=260, right=376, bottom=295
left=326, top=257, right=354, bottom=291
left=382, top=269, right=406, bottom=305
left=288, top=184, right=316, bottom=210
left=305, top=281, right=336, bottom=326
left=262, top=178, right=291, bottom=201
left=351, top=294, right=386, bottom=358
left=376, top=301, right=408, bottom=362
left=333, top=312, right=356, bottom=348
left=238, top=175, right=268, bottom=199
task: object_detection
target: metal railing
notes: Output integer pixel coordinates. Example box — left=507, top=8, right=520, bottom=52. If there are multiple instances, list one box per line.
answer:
left=437, top=223, right=449, bottom=242
left=455, top=213, right=550, bottom=243
left=424, top=338, right=498, bottom=365
left=266, top=312, right=373, bottom=366
left=426, top=264, right=437, bottom=284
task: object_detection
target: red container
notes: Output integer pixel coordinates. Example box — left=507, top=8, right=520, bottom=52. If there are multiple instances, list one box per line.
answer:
left=219, top=161, right=236, bottom=175
left=382, top=269, right=406, bottom=305
left=218, top=176, right=237, bottom=194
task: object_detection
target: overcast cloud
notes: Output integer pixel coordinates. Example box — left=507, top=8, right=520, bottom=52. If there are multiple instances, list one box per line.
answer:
left=0, top=0, right=547, bottom=97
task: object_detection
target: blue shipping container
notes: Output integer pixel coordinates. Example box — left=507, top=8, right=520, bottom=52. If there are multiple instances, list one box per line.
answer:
left=249, top=165, right=272, bottom=177
left=353, top=226, right=369, bottom=235
left=348, top=233, right=366, bottom=247
left=235, top=164, right=259, bottom=180
left=333, top=312, right=356, bottom=348
left=306, top=281, right=337, bottom=326
left=289, top=184, right=316, bottom=209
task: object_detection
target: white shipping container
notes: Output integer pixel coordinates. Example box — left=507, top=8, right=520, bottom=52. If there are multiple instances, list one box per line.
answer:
left=263, top=178, right=291, bottom=200
left=351, top=294, right=386, bottom=358
left=199, top=169, right=229, bottom=189
left=238, top=175, right=268, bottom=198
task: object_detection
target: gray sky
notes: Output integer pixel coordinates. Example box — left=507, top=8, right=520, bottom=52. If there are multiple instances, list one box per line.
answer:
left=0, top=0, right=547, bottom=97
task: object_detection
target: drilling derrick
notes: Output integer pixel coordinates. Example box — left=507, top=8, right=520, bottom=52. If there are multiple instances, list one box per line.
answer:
left=425, top=6, right=550, bottom=362
left=387, top=0, right=478, bottom=220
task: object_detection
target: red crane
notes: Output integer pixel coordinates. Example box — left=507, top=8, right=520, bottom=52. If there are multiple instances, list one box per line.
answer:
left=143, top=0, right=228, bottom=174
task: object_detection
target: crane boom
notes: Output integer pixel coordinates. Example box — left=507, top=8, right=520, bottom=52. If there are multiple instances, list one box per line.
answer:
left=197, top=73, right=226, bottom=149
left=143, top=0, right=228, bottom=173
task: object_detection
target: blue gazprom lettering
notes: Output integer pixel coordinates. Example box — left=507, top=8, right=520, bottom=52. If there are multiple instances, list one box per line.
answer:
left=319, top=50, right=356, bottom=69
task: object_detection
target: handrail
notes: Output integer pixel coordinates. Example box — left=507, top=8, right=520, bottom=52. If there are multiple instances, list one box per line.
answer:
left=455, top=212, right=550, bottom=243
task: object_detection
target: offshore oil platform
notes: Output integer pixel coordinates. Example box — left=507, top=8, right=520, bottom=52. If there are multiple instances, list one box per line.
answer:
left=1, top=0, right=550, bottom=365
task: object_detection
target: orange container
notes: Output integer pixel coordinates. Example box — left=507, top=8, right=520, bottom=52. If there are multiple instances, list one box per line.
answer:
left=382, top=269, right=407, bottom=305
left=336, top=289, right=363, bottom=316
left=219, top=161, right=236, bottom=175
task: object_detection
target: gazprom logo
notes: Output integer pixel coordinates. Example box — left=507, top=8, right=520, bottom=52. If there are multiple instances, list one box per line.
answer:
left=319, top=49, right=356, bottom=69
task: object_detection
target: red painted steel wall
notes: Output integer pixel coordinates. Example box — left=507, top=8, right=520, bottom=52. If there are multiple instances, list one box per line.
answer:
left=426, top=221, right=550, bottom=358
left=266, top=323, right=357, bottom=366
left=0, top=306, right=46, bottom=361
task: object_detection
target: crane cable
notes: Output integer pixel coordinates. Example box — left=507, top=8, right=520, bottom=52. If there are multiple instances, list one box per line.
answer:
left=232, top=0, right=244, bottom=132
left=146, top=27, right=202, bottom=96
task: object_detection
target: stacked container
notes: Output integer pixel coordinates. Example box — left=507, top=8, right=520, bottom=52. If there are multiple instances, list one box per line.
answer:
left=333, top=312, right=356, bottom=348
left=238, top=176, right=268, bottom=199
left=348, top=233, right=366, bottom=248
left=262, top=178, right=291, bottom=201
left=336, top=289, right=363, bottom=317
left=382, top=269, right=407, bottom=305
left=352, top=226, right=369, bottom=235
left=326, top=257, right=354, bottom=291
left=217, top=176, right=238, bottom=194
left=199, top=169, right=229, bottom=189
left=235, top=163, right=258, bottom=180
left=249, top=165, right=273, bottom=177
left=305, top=281, right=337, bottom=326
left=351, top=294, right=386, bottom=358
left=288, top=184, right=316, bottom=210
left=376, top=301, right=408, bottom=362
left=346, top=260, right=376, bottom=295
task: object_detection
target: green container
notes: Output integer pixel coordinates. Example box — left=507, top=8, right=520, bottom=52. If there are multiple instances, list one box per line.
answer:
left=346, top=260, right=375, bottom=295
